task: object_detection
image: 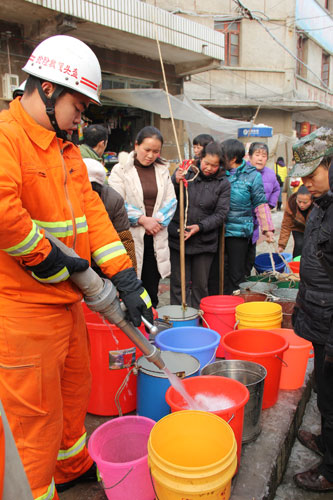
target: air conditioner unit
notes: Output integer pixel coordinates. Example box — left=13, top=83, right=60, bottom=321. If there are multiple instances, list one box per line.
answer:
left=2, top=73, right=19, bottom=100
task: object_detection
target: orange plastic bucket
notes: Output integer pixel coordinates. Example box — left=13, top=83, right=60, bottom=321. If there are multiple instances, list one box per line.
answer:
left=221, top=329, right=288, bottom=409
left=200, top=295, right=245, bottom=357
left=288, top=261, right=300, bottom=274
left=82, top=303, right=147, bottom=416
left=165, top=375, right=249, bottom=467
left=271, top=329, right=313, bottom=390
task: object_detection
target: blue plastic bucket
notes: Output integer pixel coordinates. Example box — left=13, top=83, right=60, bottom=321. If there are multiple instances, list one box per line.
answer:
left=136, top=351, right=200, bottom=421
left=155, top=326, right=221, bottom=369
left=254, top=253, right=285, bottom=274
left=281, top=252, right=292, bottom=263
left=156, top=305, right=199, bottom=328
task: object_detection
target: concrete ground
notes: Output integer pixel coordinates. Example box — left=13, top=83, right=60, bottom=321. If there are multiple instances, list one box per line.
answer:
left=59, top=208, right=322, bottom=500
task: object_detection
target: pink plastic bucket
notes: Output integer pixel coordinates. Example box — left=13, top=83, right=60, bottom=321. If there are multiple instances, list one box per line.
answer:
left=88, top=416, right=155, bottom=500
left=200, top=295, right=245, bottom=357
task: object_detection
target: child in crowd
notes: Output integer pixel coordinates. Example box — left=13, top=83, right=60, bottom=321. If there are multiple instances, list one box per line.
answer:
left=275, top=156, right=288, bottom=210
left=291, top=127, right=333, bottom=493
left=278, top=185, right=313, bottom=258
left=246, top=142, right=280, bottom=276
left=192, top=133, right=214, bottom=159
left=168, top=141, right=230, bottom=308
left=221, top=139, right=274, bottom=294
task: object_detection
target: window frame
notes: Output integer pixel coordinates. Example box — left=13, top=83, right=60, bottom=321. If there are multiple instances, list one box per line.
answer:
left=214, top=20, right=240, bottom=67
left=321, top=51, right=330, bottom=87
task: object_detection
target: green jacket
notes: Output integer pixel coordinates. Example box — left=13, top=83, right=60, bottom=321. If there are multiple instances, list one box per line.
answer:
left=79, top=143, right=102, bottom=162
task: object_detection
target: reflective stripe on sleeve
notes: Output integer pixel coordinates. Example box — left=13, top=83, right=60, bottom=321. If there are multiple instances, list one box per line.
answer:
left=35, top=478, right=56, bottom=500
left=57, top=432, right=87, bottom=461
left=34, top=216, right=88, bottom=238
left=92, top=241, right=127, bottom=266
left=76, top=215, right=88, bottom=234
left=140, top=289, right=152, bottom=309
left=32, top=266, right=70, bottom=283
left=3, top=221, right=43, bottom=256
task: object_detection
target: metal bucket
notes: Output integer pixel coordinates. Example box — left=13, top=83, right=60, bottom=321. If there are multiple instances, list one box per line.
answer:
left=201, top=360, right=267, bottom=443
left=272, top=288, right=298, bottom=329
left=156, top=305, right=199, bottom=327
left=239, top=282, right=277, bottom=294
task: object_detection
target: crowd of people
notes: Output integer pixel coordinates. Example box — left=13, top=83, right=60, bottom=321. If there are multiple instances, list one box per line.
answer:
left=0, top=33, right=332, bottom=499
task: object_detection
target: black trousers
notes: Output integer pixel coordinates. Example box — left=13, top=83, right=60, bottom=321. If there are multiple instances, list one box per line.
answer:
left=292, top=230, right=304, bottom=258
left=170, top=248, right=214, bottom=309
left=141, top=234, right=161, bottom=309
left=224, top=237, right=251, bottom=295
left=245, top=240, right=256, bottom=278
left=313, top=343, right=333, bottom=481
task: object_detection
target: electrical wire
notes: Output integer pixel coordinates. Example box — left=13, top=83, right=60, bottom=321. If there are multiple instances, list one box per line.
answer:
left=233, top=0, right=330, bottom=90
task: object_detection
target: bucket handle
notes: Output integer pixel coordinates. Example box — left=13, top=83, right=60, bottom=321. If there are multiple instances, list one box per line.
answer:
left=201, top=346, right=218, bottom=370
left=198, top=309, right=210, bottom=329
left=275, top=354, right=288, bottom=367
left=149, top=467, right=161, bottom=500
left=227, top=414, right=235, bottom=424
left=100, top=466, right=133, bottom=491
left=309, top=349, right=314, bottom=359
left=233, top=320, right=240, bottom=329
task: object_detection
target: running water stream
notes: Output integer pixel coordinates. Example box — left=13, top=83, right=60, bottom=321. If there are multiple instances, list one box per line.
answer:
left=163, top=366, right=202, bottom=411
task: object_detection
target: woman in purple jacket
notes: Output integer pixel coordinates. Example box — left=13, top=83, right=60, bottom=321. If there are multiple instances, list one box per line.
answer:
left=246, top=142, right=280, bottom=276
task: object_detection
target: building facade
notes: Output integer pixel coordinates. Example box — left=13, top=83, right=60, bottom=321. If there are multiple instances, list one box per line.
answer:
left=148, top=0, right=333, bottom=162
left=0, top=0, right=225, bottom=159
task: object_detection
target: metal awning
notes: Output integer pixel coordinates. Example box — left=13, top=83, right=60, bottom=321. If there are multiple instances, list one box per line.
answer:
left=6, top=0, right=225, bottom=74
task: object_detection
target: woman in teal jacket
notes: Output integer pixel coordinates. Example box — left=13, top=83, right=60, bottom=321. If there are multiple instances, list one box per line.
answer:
left=222, top=139, right=274, bottom=294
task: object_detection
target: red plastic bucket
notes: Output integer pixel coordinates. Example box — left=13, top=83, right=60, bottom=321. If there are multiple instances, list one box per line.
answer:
left=165, top=375, right=249, bottom=467
left=288, top=261, right=300, bottom=274
left=221, top=329, right=288, bottom=409
left=82, top=303, right=147, bottom=416
left=200, top=295, right=245, bottom=357
left=271, top=328, right=314, bottom=390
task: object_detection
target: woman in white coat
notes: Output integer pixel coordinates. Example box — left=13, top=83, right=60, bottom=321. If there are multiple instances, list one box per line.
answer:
left=109, top=126, right=177, bottom=308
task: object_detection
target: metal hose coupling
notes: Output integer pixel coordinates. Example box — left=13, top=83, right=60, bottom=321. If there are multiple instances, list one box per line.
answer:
left=84, top=279, right=166, bottom=371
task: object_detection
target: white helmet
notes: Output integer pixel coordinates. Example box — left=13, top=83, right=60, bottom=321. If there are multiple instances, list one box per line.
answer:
left=22, top=35, right=101, bottom=104
left=12, top=80, right=27, bottom=99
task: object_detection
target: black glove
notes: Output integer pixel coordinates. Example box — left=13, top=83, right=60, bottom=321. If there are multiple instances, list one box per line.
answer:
left=111, top=267, right=153, bottom=327
left=26, top=239, right=89, bottom=283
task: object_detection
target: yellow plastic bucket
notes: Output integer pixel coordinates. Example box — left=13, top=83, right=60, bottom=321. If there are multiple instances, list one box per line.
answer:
left=236, top=301, right=282, bottom=330
left=148, top=410, right=237, bottom=499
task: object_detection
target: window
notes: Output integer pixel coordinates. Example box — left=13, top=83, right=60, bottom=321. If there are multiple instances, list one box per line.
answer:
left=214, top=21, right=240, bottom=66
left=102, top=75, right=153, bottom=90
left=296, top=35, right=307, bottom=78
left=322, top=52, right=330, bottom=87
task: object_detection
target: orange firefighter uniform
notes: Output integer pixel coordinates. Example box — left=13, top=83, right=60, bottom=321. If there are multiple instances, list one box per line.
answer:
left=0, top=98, right=133, bottom=500
left=0, top=408, right=4, bottom=499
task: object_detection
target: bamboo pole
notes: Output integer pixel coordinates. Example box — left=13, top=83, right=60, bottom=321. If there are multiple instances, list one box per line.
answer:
left=219, top=224, right=226, bottom=294
left=154, top=23, right=186, bottom=309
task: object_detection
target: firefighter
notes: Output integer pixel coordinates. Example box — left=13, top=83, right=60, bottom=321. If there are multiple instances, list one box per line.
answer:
left=0, top=35, right=152, bottom=500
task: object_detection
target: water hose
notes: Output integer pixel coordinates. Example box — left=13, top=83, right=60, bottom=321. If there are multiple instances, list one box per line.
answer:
left=41, top=229, right=165, bottom=370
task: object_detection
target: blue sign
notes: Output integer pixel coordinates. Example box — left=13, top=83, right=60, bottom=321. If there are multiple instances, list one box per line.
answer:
left=238, top=126, right=273, bottom=138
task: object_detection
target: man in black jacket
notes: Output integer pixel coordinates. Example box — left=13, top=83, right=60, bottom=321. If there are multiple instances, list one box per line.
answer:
left=292, top=127, right=333, bottom=492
